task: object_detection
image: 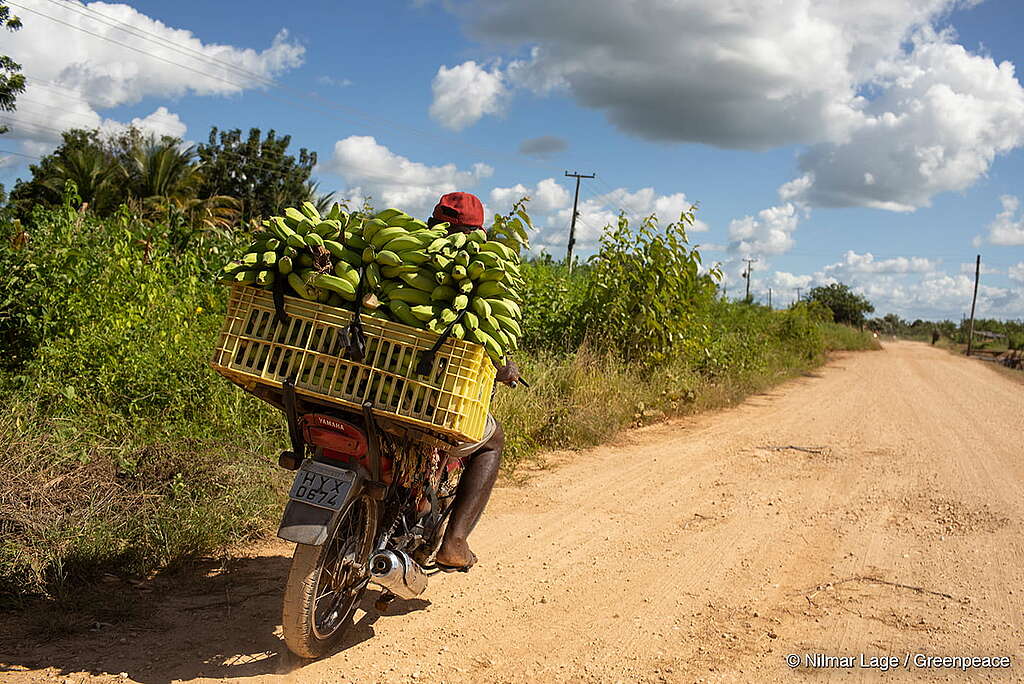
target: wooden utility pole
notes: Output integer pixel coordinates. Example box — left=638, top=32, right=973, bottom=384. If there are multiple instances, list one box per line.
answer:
left=768, top=288, right=772, bottom=310
left=966, top=254, right=981, bottom=356
left=564, top=171, right=595, bottom=271
left=742, top=257, right=758, bottom=302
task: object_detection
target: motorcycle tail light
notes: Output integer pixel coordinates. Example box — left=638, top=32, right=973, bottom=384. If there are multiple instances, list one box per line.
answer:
left=299, top=414, right=368, bottom=457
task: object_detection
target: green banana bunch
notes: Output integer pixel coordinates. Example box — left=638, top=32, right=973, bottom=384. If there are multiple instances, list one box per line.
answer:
left=221, top=204, right=527, bottom=364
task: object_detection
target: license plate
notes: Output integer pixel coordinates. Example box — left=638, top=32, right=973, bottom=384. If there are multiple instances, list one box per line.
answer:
left=288, top=461, right=355, bottom=511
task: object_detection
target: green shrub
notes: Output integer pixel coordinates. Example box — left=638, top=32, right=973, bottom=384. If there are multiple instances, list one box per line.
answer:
left=0, top=201, right=879, bottom=599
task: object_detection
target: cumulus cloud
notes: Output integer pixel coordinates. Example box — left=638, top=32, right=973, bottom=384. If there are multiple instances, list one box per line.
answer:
left=490, top=177, right=571, bottom=216
left=856, top=273, right=1024, bottom=318
left=445, top=1, right=1023, bottom=211
left=456, top=1, right=962, bottom=145
left=739, top=253, right=1024, bottom=318
left=429, top=61, right=508, bottom=131
left=321, top=135, right=494, bottom=218
left=771, top=271, right=814, bottom=290
left=524, top=186, right=706, bottom=255
left=822, top=251, right=942, bottom=276
left=958, top=261, right=1001, bottom=276
left=786, top=34, right=1024, bottom=211
left=976, top=195, right=1024, bottom=246
left=727, top=203, right=800, bottom=256
left=2, top=1, right=303, bottom=152
left=518, top=135, right=567, bottom=159
left=99, top=105, right=187, bottom=140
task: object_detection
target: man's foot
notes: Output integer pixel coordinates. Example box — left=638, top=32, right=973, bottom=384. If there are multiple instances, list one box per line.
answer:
left=434, top=536, right=477, bottom=571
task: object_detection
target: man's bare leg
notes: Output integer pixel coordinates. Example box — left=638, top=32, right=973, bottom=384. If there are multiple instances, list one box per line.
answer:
left=435, top=422, right=504, bottom=569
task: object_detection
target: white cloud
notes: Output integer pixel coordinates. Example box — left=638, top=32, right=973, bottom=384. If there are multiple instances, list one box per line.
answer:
left=2, top=1, right=304, bottom=152
left=823, top=251, right=942, bottom=276
left=868, top=273, right=1024, bottom=318
left=99, top=106, right=187, bottom=140
left=786, top=33, right=1024, bottom=211
left=316, top=75, right=352, bottom=87
left=429, top=61, right=508, bottom=131
left=529, top=186, right=707, bottom=254
left=977, top=195, right=1024, bottom=246
left=727, top=203, right=799, bottom=256
left=773, top=271, right=813, bottom=289
left=958, top=261, right=1000, bottom=276
left=447, top=1, right=1023, bottom=211
left=455, top=1, right=964, bottom=146
left=744, top=256, right=1024, bottom=318
left=490, top=177, right=571, bottom=216
left=322, top=135, right=494, bottom=218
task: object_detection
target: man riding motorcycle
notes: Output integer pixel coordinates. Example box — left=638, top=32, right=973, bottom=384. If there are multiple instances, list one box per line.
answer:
left=426, top=192, right=519, bottom=572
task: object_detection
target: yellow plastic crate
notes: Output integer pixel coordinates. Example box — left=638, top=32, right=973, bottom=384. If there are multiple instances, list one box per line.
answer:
left=211, top=285, right=495, bottom=443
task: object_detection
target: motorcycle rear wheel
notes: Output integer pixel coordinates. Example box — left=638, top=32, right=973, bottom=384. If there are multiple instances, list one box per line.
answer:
left=282, top=495, right=377, bottom=659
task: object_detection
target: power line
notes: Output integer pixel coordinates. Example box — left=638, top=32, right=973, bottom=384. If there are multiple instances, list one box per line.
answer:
left=8, top=0, right=563, bottom=178
left=0, top=110, right=420, bottom=190
left=0, top=148, right=42, bottom=160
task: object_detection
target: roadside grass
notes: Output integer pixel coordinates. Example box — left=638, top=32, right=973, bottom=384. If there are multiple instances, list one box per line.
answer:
left=493, top=321, right=879, bottom=475
left=0, top=205, right=880, bottom=602
left=2, top=320, right=876, bottom=603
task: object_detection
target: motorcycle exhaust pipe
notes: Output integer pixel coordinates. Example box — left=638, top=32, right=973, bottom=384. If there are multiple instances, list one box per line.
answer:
left=369, top=550, right=428, bottom=599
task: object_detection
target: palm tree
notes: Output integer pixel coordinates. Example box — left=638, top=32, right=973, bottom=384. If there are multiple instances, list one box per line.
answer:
left=126, top=138, right=199, bottom=199
left=41, top=146, right=121, bottom=212
left=302, top=179, right=336, bottom=215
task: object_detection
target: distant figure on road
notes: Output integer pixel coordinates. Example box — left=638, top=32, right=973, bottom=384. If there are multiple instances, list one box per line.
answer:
left=931, top=329, right=940, bottom=345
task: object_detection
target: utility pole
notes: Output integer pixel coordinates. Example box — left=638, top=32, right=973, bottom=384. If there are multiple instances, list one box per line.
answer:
left=742, top=257, right=758, bottom=302
left=564, top=171, right=595, bottom=271
left=966, top=254, right=981, bottom=356
left=768, top=288, right=772, bottom=310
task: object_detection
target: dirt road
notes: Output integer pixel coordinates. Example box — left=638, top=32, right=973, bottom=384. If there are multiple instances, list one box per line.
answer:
left=4, top=342, right=1023, bottom=683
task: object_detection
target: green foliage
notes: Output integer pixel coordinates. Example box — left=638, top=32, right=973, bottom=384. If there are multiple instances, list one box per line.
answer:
left=0, top=3, right=25, bottom=136
left=806, top=282, right=875, bottom=326
left=0, top=201, right=281, bottom=597
left=0, top=200, right=878, bottom=599
left=125, top=139, right=199, bottom=199
left=8, top=128, right=189, bottom=218
left=518, top=254, right=587, bottom=350
left=579, top=208, right=720, bottom=366
left=195, top=127, right=317, bottom=223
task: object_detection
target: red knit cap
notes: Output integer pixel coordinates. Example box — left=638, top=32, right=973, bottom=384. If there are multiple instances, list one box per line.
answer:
left=432, top=192, right=484, bottom=228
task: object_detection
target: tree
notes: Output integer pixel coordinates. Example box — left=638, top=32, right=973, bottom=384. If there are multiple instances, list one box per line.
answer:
left=8, top=129, right=123, bottom=217
left=0, top=4, right=25, bottom=136
left=7, top=127, right=194, bottom=219
left=125, top=137, right=199, bottom=199
left=195, top=127, right=317, bottom=223
left=806, top=282, right=874, bottom=327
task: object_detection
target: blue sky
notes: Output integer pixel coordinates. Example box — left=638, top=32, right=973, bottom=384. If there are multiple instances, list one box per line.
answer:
left=2, top=0, right=1023, bottom=319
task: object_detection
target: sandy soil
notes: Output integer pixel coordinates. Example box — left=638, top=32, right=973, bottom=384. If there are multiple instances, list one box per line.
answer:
left=3, top=341, right=1023, bottom=683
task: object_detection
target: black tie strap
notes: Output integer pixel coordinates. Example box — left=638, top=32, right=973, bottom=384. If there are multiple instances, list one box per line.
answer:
left=272, top=274, right=289, bottom=326
left=344, top=266, right=367, bottom=362
left=415, top=309, right=467, bottom=377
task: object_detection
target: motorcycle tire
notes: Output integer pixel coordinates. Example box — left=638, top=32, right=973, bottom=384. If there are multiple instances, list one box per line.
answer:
left=281, top=495, right=378, bottom=659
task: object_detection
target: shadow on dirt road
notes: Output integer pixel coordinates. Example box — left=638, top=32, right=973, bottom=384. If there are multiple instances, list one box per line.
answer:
left=1, top=549, right=429, bottom=683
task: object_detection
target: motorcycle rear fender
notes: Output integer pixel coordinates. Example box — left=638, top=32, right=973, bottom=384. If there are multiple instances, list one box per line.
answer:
left=277, top=463, right=365, bottom=546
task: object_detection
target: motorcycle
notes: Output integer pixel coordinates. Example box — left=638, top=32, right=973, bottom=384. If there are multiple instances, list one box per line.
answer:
left=260, top=377, right=472, bottom=659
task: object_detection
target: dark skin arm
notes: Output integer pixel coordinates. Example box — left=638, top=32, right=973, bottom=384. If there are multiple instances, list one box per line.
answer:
left=494, top=359, right=520, bottom=385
